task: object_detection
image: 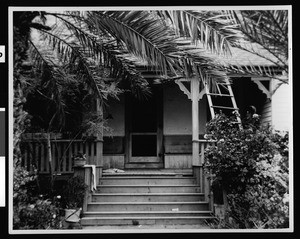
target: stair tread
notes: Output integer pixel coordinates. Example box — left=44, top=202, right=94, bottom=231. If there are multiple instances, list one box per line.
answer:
left=93, top=192, right=204, bottom=196
left=97, top=184, right=199, bottom=187
left=101, top=176, right=196, bottom=179
left=84, top=210, right=213, bottom=214
left=88, top=201, right=208, bottom=205
left=82, top=216, right=215, bottom=220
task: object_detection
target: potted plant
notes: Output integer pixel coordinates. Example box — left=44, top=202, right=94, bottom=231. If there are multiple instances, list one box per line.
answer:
left=73, top=152, right=87, bottom=167
left=62, top=176, right=88, bottom=223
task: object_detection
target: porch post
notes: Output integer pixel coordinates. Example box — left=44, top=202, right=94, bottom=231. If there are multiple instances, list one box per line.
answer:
left=191, top=78, right=201, bottom=188
left=95, top=98, right=103, bottom=182
left=191, top=78, right=200, bottom=167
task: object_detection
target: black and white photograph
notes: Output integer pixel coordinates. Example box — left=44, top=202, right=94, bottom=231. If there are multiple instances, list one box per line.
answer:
left=6, top=5, right=293, bottom=235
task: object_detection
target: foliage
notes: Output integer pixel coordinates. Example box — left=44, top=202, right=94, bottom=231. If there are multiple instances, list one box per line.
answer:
left=226, top=10, right=288, bottom=76
left=61, top=176, right=88, bottom=209
left=15, top=9, right=289, bottom=137
left=204, top=112, right=289, bottom=228
left=13, top=164, right=62, bottom=229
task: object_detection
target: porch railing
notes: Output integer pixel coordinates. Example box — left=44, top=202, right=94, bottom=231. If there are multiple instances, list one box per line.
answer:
left=20, top=137, right=102, bottom=175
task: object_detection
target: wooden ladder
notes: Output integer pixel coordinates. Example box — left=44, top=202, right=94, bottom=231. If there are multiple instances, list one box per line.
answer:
left=202, top=77, right=242, bottom=128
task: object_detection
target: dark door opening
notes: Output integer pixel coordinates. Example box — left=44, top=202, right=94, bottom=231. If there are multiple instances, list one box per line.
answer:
left=125, top=87, right=163, bottom=166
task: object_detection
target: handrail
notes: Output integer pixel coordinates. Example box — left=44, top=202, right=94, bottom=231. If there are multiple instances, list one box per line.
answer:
left=192, top=139, right=217, bottom=143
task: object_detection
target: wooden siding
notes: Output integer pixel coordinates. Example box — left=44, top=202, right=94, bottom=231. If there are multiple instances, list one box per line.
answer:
left=103, top=136, right=124, bottom=154
left=163, top=84, right=207, bottom=135
left=271, top=81, right=291, bottom=131
left=164, top=135, right=192, bottom=154
left=261, top=99, right=272, bottom=126
left=103, top=155, right=125, bottom=169
left=164, top=154, right=192, bottom=168
left=103, top=95, right=125, bottom=137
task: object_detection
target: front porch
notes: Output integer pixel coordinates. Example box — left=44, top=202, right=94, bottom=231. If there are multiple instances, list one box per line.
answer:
left=18, top=74, right=273, bottom=228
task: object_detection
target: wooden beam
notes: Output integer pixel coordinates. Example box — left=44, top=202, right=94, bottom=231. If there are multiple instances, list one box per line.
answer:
left=175, top=80, right=191, bottom=99
left=251, top=78, right=271, bottom=99
left=191, top=78, right=200, bottom=167
left=95, top=98, right=103, bottom=182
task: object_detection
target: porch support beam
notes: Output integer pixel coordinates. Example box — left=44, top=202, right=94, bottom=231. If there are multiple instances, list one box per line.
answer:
left=191, top=78, right=200, bottom=167
left=95, top=98, right=103, bottom=182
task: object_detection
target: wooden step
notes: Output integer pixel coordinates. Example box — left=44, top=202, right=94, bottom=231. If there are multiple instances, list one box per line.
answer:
left=96, top=184, right=201, bottom=193
left=87, top=201, right=209, bottom=211
left=102, top=169, right=193, bottom=177
left=83, top=210, right=213, bottom=218
left=92, top=192, right=205, bottom=202
left=99, top=177, right=197, bottom=185
left=81, top=216, right=215, bottom=226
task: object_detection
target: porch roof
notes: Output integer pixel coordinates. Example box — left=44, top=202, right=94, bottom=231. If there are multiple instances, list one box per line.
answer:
left=198, top=43, right=281, bottom=67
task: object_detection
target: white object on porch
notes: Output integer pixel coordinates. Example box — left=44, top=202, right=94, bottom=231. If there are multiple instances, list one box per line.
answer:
left=83, top=164, right=97, bottom=191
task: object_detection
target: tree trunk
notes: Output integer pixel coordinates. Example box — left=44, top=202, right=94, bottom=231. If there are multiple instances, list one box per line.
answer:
left=47, top=132, right=54, bottom=190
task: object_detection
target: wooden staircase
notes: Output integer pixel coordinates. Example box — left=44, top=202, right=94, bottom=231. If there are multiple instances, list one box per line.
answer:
left=81, top=169, right=214, bottom=228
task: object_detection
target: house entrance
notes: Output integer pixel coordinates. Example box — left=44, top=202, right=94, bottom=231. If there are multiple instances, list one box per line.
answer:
left=125, top=87, right=163, bottom=168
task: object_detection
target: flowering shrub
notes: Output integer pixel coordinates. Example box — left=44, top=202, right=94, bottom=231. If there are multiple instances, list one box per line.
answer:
left=13, top=164, right=62, bottom=229
left=204, top=112, right=289, bottom=228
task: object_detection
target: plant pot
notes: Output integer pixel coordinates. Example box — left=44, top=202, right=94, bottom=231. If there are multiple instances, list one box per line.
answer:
left=65, top=208, right=81, bottom=223
left=74, top=159, right=86, bottom=167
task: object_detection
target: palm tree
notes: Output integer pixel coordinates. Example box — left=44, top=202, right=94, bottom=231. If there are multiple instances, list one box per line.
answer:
left=14, top=9, right=289, bottom=154
left=226, top=10, right=288, bottom=74
left=14, top=10, right=236, bottom=135
left=224, top=10, right=289, bottom=82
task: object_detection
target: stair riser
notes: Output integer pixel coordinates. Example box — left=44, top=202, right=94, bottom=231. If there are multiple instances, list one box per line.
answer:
left=81, top=218, right=211, bottom=226
left=99, top=178, right=196, bottom=185
left=83, top=212, right=212, bottom=218
left=87, top=203, right=209, bottom=212
left=92, top=195, right=204, bottom=202
left=97, top=186, right=201, bottom=193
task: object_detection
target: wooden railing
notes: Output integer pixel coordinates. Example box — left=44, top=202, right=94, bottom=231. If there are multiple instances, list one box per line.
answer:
left=20, top=138, right=102, bottom=175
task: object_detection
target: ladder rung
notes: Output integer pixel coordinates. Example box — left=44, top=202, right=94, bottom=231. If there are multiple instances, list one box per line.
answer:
left=207, top=93, right=233, bottom=97
left=216, top=82, right=231, bottom=86
left=211, top=105, right=239, bottom=110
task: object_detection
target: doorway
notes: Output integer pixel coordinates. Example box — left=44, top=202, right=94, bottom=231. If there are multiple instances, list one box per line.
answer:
left=125, top=87, right=163, bottom=168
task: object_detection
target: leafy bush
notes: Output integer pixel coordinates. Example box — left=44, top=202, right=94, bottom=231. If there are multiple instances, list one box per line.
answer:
left=204, top=112, right=289, bottom=228
left=13, top=164, right=62, bottom=229
left=61, top=176, right=88, bottom=209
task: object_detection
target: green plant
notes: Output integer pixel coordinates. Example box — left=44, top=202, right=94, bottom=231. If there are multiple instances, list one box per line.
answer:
left=13, top=164, right=62, bottom=229
left=204, top=112, right=289, bottom=229
left=61, top=176, right=88, bottom=209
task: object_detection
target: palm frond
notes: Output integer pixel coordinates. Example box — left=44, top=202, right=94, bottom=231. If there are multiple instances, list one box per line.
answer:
left=157, top=10, right=239, bottom=55
left=225, top=10, right=288, bottom=74
left=46, top=12, right=151, bottom=98
left=83, top=11, right=180, bottom=76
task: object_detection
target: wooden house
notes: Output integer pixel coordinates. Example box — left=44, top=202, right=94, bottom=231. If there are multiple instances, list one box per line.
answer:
left=20, top=43, right=290, bottom=228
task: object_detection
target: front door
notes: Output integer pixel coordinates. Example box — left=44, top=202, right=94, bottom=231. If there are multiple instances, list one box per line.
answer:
left=125, top=87, right=163, bottom=168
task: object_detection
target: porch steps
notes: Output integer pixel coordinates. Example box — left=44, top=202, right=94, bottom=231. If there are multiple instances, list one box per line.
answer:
left=96, top=184, right=202, bottom=193
left=81, top=171, right=214, bottom=228
left=99, top=176, right=197, bottom=185
left=91, top=192, right=205, bottom=202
